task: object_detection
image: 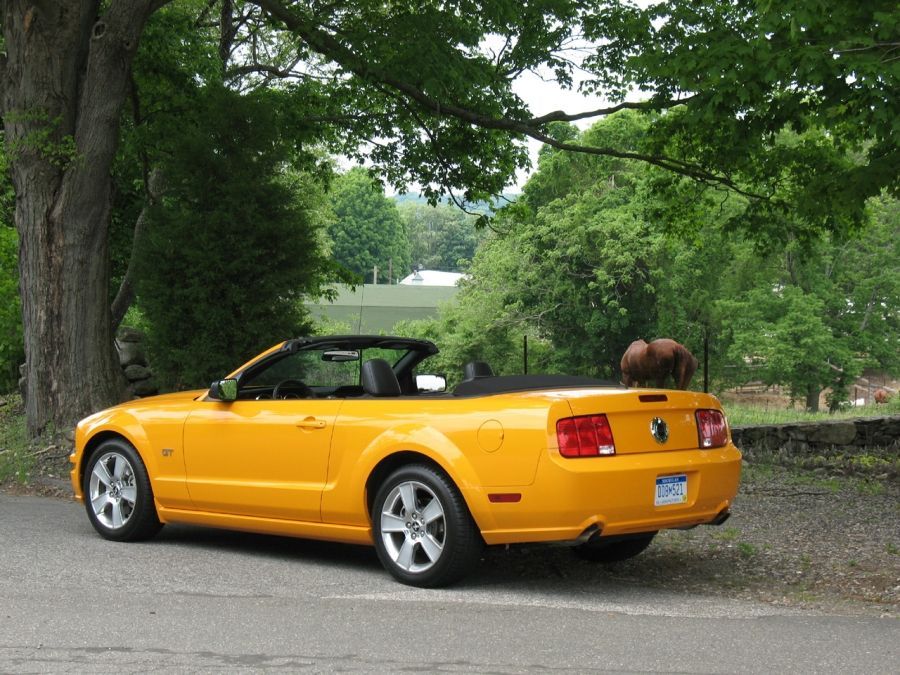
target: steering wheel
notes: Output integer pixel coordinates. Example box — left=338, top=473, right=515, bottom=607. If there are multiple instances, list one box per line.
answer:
left=272, top=379, right=314, bottom=400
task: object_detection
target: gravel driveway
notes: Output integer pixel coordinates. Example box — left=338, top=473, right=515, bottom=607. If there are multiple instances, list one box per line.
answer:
left=479, top=460, right=899, bottom=617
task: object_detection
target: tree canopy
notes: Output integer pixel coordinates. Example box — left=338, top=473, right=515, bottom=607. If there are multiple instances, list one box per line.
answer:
left=1, top=0, right=898, bottom=432
left=136, top=85, right=337, bottom=389
left=328, top=167, right=410, bottom=284
left=399, top=201, right=481, bottom=272
left=413, top=111, right=899, bottom=409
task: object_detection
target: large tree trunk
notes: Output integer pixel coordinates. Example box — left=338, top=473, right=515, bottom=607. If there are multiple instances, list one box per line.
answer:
left=805, top=384, right=821, bottom=413
left=2, top=0, right=156, bottom=436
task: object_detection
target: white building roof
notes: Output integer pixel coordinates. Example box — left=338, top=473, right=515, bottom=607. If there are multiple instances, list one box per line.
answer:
left=398, top=270, right=467, bottom=286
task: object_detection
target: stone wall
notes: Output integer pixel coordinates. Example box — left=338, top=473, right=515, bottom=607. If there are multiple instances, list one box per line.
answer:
left=116, top=327, right=158, bottom=398
left=18, top=327, right=160, bottom=403
left=731, top=415, right=900, bottom=454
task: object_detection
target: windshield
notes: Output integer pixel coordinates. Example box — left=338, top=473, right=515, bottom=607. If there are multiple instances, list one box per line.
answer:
left=241, top=346, right=418, bottom=390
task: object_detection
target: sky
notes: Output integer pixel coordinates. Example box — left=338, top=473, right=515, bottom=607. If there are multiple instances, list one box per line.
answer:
left=510, top=68, right=614, bottom=190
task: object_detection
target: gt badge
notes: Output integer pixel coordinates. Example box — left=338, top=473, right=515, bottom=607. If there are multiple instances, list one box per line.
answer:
left=650, top=417, right=668, bottom=444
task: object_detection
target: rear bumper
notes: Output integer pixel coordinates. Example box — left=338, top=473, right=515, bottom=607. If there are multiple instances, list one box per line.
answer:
left=475, top=443, right=741, bottom=545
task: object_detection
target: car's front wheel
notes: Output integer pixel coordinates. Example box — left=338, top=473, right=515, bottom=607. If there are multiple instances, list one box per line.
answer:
left=372, top=464, right=483, bottom=587
left=83, top=438, right=162, bottom=542
left=573, top=532, right=656, bottom=563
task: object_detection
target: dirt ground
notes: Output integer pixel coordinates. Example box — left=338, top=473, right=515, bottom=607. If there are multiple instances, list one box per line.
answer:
left=474, top=457, right=899, bottom=618
left=720, top=370, right=900, bottom=410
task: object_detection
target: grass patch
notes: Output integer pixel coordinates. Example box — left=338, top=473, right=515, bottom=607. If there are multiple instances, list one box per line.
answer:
left=0, top=395, right=33, bottom=483
left=737, top=542, right=757, bottom=557
left=723, top=401, right=898, bottom=427
left=785, top=472, right=842, bottom=493
left=715, top=527, right=741, bottom=542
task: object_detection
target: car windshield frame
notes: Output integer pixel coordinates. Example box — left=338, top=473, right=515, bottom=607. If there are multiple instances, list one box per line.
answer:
left=231, top=335, right=438, bottom=391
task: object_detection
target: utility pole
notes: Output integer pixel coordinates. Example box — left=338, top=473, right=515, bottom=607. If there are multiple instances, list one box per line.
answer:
left=523, top=335, right=528, bottom=374
left=373, top=265, right=378, bottom=284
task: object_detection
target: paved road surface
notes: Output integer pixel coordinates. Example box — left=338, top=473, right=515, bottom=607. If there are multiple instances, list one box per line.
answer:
left=0, top=493, right=896, bottom=673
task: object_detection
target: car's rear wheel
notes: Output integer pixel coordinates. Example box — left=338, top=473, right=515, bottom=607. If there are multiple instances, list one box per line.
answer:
left=573, top=532, right=656, bottom=563
left=83, top=438, right=162, bottom=542
left=372, top=464, right=483, bottom=587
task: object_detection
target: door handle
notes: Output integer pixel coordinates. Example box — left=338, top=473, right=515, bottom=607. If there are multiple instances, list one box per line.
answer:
left=296, top=417, right=327, bottom=430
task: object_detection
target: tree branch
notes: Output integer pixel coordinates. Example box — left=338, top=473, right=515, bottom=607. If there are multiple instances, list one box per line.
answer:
left=252, top=0, right=765, bottom=199
left=225, top=58, right=302, bottom=82
left=528, top=96, right=698, bottom=125
left=111, top=169, right=164, bottom=331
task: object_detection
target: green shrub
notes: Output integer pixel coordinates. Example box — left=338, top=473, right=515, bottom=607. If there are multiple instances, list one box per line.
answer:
left=0, top=227, right=23, bottom=393
left=137, top=86, right=336, bottom=389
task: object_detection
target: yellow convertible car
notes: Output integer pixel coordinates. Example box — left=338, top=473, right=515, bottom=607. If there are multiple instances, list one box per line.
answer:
left=71, top=335, right=741, bottom=587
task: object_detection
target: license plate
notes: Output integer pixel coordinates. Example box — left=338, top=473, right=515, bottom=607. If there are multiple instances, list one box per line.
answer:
left=655, top=474, right=687, bottom=506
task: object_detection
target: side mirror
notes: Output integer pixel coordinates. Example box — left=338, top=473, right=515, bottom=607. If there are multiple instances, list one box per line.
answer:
left=209, top=378, right=238, bottom=402
left=416, top=374, right=447, bottom=393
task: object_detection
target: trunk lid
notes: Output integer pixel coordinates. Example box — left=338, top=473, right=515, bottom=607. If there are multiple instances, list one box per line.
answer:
left=560, top=389, right=721, bottom=454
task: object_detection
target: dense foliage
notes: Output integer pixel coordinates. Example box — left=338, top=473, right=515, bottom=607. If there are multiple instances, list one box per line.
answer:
left=0, top=142, right=22, bottom=393
left=408, top=113, right=899, bottom=408
left=400, top=202, right=481, bottom=272
left=136, top=86, right=336, bottom=389
left=328, top=168, right=410, bottom=283
left=2, top=0, right=898, bottom=432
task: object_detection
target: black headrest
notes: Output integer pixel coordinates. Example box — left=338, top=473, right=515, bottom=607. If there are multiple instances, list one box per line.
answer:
left=463, top=361, right=494, bottom=379
left=361, top=358, right=401, bottom=396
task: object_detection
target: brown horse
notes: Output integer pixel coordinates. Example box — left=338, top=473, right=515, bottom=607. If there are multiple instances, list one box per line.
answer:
left=874, top=388, right=891, bottom=404
left=621, top=338, right=699, bottom=390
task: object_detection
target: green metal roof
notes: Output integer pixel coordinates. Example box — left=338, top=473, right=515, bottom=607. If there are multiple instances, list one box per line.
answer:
left=307, top=284, right=459, bottom=332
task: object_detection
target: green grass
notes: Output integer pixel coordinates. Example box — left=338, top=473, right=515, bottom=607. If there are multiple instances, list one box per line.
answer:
left=737, top=542, right=757, bottom=557
left=723, top=401, right=898, bottom=427
left=0, top=395, right=32, bottom=483
left=715, top=527, right=741, bottom=542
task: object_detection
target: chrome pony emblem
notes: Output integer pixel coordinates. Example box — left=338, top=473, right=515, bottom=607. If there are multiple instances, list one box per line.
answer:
left=650, top=417, right=669, bottom=444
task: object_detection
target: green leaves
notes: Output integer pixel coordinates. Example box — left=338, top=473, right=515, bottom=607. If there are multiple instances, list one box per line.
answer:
left=327, top=168, right=411, bottom=283
left=135, top=86, right=336, bottom=389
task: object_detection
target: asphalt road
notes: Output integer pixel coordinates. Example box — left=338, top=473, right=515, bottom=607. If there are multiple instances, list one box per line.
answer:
left=0, top=492, right=897, bottom=673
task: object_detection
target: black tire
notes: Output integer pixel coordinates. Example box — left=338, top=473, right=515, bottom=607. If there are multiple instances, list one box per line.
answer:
left=573, top=532, right=656, bottom=563
left=372, top=464, right=483, bottom=587
left=82, top=438, right=163, bottom=542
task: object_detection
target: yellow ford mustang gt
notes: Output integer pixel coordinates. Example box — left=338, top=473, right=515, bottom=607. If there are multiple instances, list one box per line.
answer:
left=70, top=335, right=741, bottom=587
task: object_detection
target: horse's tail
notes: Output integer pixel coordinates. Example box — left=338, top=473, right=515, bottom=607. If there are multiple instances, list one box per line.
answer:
left=672, top=344, right=698, bottom=390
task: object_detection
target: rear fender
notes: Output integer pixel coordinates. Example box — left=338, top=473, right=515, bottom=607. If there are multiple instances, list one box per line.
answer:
left=323, top=422, right=497, bottom=533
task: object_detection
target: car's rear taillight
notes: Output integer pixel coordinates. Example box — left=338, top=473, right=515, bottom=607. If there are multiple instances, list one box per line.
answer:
left=556, top=415, right=616, bottom=458
left=696, top=409, right=728, bottom=448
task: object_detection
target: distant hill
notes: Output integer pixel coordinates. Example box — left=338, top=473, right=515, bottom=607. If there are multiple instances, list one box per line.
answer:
left=392, top=192, right=519, bottom=215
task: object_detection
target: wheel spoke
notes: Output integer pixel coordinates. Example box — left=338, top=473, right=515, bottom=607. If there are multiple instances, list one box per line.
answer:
left=91, top=493, right=109, bottom=516
left=119, top=486, right=137, bottom=505
left=381, top=513, right=407, bottom=533
left=398, top=483, right=417, bottom=514
left=396, top=538, right=415, bottom=570
left=112, top=456, right=127, bottom=479
left=419, top=532, right=443, bottom=562
left=110, top=500, right=125, bottom=528
left=92, top=461, right=113, bottom=488
left=421, top=498, right=443, bottom=525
